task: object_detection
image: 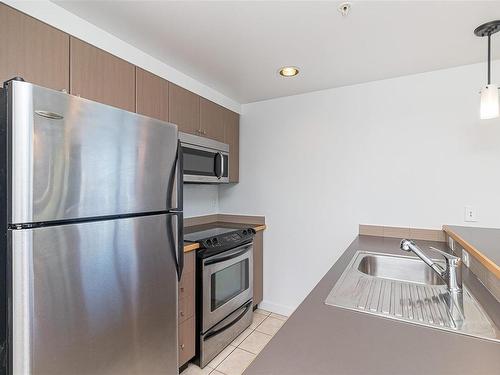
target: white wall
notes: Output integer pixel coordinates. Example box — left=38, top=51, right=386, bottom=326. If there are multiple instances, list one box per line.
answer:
left=219, top=61, right=500, bottom=315
left=183, top=185, right=219, bottom=218
left=4, top=0, right=240, bottom=113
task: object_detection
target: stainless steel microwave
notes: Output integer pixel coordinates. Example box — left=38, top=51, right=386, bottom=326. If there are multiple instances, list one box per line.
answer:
left=179, top=132, right=229, bottom=183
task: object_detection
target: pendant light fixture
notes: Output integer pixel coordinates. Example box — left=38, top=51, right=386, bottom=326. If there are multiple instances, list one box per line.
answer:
left=475, top=20, right=500, bottom=119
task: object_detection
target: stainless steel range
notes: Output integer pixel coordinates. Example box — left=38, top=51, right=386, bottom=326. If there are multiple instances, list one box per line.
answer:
left=184, top=227, right=255, bottom=368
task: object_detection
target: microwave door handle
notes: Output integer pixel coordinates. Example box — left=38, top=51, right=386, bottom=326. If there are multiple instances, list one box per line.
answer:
left=219, top=152, right=224, bottom=179
left=214, top=152, right=223, bottom=179
left=203, top=300, right=252, bottom=341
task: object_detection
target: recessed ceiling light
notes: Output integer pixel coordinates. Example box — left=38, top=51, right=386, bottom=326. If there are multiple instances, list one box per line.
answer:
left=278, top=66, right=299, bottom=77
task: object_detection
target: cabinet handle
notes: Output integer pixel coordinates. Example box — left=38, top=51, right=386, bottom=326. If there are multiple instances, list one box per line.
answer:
left=180, top=287, right=184, bottom=292
left=180, top=311, right=185, bottom=317
left=181, top=344, right=185, bottom=350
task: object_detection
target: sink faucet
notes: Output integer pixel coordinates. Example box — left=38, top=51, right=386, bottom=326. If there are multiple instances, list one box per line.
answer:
left=400, top=239, right=462, bottom=293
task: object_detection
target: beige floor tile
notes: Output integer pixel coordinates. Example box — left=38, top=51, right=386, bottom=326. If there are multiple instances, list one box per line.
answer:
left=249, top=312, right=267, bottom=329
left=206, top=345, right=236, bottom=369
left=215, top=348, right=256, bottom=375
left=238, top=330, right=272, bottom=355
left=209, top=371, right=225, bottom=375
left=255, top=317, right=284, bottom=336
left=254, top=308, right=271, bottom=316
left=269, top=312, right=288, bottom=321
left=230, top=327, right=253, bottom=346
left=182, top=363, right=213, bottom=375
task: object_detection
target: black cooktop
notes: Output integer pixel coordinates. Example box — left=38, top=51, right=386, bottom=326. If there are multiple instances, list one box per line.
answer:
left=184, top=227, right=238, bottom=242
left=184, top=226, right=255, bottom=257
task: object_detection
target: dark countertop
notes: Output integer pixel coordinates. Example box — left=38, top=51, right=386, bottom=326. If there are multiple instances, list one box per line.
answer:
left=244, top=235, right=500, bottom=375
left=444, top=225, right=500, bottom=268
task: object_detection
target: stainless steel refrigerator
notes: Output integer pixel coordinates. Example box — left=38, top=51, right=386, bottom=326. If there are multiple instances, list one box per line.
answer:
left=0, top=80, right=183, bottom=375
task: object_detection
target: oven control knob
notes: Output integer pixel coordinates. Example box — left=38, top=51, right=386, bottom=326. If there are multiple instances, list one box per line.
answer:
left=242, top=230, right=247, bottom=236
left=213, top=238, right=218, bottom=246
left=206, top=239, right=212, bottom=247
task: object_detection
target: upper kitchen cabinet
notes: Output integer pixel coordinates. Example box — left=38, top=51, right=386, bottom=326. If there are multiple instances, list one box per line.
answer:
left=200, top=98, right=225, bottom=142
left=136, top=67, right=169, bottom=122
left=169, top=83, right=200, bottom=134
left=225, top=110, right=240, bottom=183
left=0, top=4, right=69, bottom=91
left=70, top=37, right=135, bottom=112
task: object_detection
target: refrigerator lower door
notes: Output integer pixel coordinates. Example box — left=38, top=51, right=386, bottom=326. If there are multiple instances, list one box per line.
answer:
left=11, top=214, right=179, bottom=375
left=7, top=80, right=180, bottom=225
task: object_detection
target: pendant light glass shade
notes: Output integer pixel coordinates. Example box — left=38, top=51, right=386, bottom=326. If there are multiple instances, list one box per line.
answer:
left=480, top=84, right=499, bottom=119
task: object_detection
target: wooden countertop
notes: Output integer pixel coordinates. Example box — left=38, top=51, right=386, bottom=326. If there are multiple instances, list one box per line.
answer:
left=183, top=224, right=266, bottom=253
left=443, top=225, right=500, bottom=279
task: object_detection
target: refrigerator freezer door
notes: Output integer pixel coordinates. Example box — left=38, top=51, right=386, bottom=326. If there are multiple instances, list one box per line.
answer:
left=11, top=214, right=178, bottom=375
left=8, top=81, right=180, bottom=225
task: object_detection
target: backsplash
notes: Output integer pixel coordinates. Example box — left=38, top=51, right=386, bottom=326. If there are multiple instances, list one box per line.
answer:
left=183, top=184, right=219, bottom=218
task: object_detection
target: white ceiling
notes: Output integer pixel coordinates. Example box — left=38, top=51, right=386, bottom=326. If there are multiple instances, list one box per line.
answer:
left=54, top=1, right=500, bottom=104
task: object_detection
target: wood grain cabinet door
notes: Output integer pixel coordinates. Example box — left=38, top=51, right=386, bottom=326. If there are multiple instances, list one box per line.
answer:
left=253, top=231, right=263, bottom=306
left=70, top=37, right=135, bottom=112
left=224, top=110, right=240, bottom=183
left=168, top=83, right=200, bottom=135
left=136, top=67, right=169, bottom=121
left=200, top=98, right=225, bottom=142
left=178, top=251, right=196, bottom=367
left=178, top=317, right=195, bottom=367
left=0, top=4, right=69, bottom=91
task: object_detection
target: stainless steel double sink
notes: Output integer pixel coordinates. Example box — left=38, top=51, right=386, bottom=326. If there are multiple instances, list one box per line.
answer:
left=325, top=251, right=499, bottom=341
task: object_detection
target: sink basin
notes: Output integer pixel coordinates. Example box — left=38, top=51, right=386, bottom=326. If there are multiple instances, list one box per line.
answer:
left=325, top=251, right=499, bottom=342
left=357, top=254, right=445, bottom=285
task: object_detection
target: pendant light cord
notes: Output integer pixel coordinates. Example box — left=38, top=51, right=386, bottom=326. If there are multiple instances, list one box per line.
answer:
left=488, top=34, right=491, bottom=85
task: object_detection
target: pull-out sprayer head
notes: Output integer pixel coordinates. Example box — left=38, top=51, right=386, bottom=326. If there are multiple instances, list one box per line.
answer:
left=400, top=239, right=414, bottom=252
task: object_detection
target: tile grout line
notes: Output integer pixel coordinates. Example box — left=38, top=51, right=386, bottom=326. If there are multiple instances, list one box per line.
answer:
left=213, top=315, right=277, bottom=373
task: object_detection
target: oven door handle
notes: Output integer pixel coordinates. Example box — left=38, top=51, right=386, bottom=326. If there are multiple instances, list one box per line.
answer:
left=204, top=243, right=252, bottom=266
left=203, top=300, right=253, bottom=341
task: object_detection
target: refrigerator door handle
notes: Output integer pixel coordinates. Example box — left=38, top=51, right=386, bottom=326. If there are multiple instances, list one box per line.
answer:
left=167, top=140, right=183, bottom=211
left=177, top=139, right=183, bottom=211
left=176, top=212, right=184, bottom=281
left=166, top=213, right=183, bottom=281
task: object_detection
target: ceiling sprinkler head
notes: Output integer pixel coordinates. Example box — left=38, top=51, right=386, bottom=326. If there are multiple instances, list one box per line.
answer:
left=338, top=2, right=351, bottom=17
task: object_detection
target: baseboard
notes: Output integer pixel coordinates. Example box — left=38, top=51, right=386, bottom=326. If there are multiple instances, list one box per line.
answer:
left=258, top=300, right=295, bottom=317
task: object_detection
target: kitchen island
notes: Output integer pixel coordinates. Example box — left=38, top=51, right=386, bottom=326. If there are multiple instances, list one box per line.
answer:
left=244, top=235, right=500, bottom=375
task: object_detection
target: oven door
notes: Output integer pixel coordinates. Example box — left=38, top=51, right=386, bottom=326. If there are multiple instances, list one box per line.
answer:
left=202, top=243, right=253, bottom=332
left=182, top=143, right=229, bottom=183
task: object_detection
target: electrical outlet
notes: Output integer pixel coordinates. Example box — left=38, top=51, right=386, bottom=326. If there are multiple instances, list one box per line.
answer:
left=464, top=206, right=478, bottom=222
left=462, top=249, right=470, bottom=268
